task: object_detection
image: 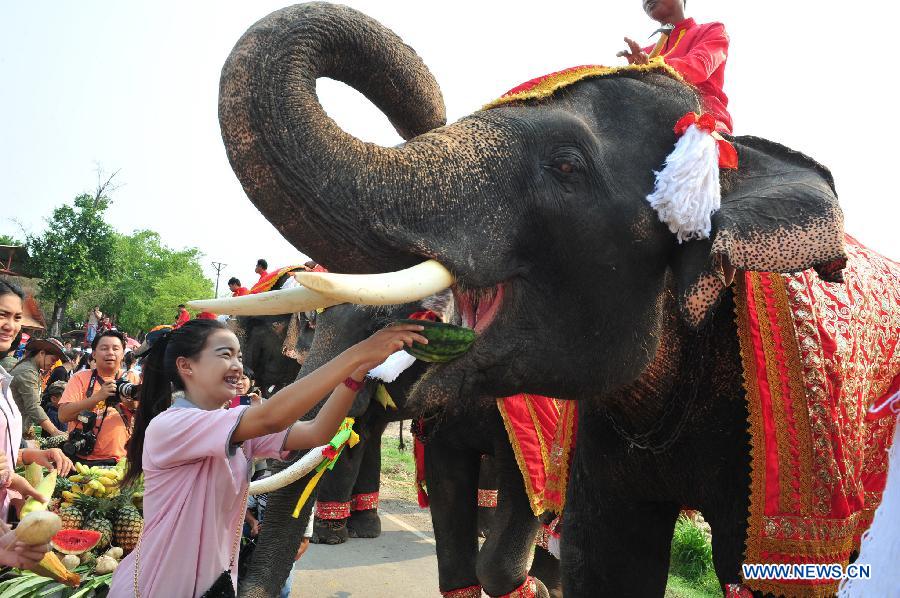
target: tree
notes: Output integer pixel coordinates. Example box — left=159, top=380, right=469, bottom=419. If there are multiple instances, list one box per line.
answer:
left=26, top=174, right=117, bottom=336
left=68, top=230, right=213, bottom=335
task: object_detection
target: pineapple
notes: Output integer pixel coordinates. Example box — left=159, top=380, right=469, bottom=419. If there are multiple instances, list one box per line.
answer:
left=59, top=505, right=84, bottom=530
left=85, top=516, right=113, bottom=550
left=113, top=504, right=143, bottom=552
left=74, top=494, right=115, bottom=549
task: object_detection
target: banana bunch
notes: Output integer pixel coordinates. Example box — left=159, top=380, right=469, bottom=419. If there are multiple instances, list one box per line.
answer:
left=60, top=462, right=125, bottom=505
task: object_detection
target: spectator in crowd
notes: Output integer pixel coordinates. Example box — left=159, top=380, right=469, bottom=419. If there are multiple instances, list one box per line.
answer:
left=74, top=351, right=92, bottom=373
left=0, top=331, right=20, bottom=371
left=47, top=349, right=77, bottom=386
left=228, top=366, right=261, bottom=409
left=123, top=351, right=140, bottom=384
left=63, top=341, right=73, bottom=351
left=1, top=280, right=74, bottom=530
left=41, top=381, right=67, bottom=433
left=58, top=330, right=134, bottom=465
left=86, top=306, right=102, bottom=345
left=195, top=311, right=218, bottom=321
left=9, top=337, right=68, bottom=437
left=174, top=304, right=190, bottom=328
left=254, top=258, right=269, bottom=286
left=228, top=277, right=250, bottom=297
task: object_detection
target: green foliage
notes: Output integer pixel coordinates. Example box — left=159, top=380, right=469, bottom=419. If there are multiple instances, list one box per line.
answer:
left=0, top=234, right=23, bottom=246
left=26, top=194, right=116, bottom=325
left=68, top=230, right=213, bottom=334
left=668, top=516, right=721, bottom=595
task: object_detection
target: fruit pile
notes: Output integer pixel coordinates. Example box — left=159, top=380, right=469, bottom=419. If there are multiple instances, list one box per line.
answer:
left=0, top=461, right=145, bottom=595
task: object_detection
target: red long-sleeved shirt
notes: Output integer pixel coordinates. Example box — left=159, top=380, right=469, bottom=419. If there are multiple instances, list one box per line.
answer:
left=646, top=18, right=732, bottom=134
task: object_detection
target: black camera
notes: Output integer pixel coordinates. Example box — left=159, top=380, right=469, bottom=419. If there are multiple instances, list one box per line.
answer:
left=114, top=378, right=139, bottom=401
left=61, top=411, right=98, bottom=458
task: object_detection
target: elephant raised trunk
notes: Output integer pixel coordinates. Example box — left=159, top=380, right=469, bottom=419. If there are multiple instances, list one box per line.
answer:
left=220, top=2, right=520, bottom=279
left=220, top=2, right=443, bottom=269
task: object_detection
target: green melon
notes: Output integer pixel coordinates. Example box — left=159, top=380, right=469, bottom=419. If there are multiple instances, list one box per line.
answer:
left=396, top=319, right=477, bottom=363
left=51, top=529, right=103, bottom=555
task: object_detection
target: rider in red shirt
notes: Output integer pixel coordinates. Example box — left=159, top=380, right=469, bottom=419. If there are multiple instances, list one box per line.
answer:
left=621, top=0, right=732, bottom=134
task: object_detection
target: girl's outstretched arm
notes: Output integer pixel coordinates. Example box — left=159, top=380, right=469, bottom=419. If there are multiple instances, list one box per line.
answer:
left=231, top=324, right=425, bottom=444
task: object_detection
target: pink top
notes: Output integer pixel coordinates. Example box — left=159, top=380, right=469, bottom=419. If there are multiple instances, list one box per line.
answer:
left=108, top=394, right=293, bottom=598
left=0, top=365, right=23, bottom=522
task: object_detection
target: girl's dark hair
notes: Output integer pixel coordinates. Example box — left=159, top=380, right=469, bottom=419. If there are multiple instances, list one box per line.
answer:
left=242, top=365, right=255, bottom=380
left=123, top=351, right=135, bottom=370
left=0, top=280, right=25, bottom=360
left=124, top=318, right=228, bottom=485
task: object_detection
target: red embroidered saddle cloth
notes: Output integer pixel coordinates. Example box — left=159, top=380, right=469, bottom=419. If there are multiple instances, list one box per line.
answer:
left=497, top=395, right=577, bottom=515
left=734, top=235, right=900, bottom=597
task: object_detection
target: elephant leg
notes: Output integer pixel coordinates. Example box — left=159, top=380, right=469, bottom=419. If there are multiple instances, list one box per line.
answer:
left=348, top=418, right=389, bottom=538
left=476, top=443, right=548, bottom=598
left=312, top=431, right=368, bottom=545
left=530, top=547, right=562, bottom=598
left=239, top=458, right=316, bottom=598
left=561, top=482, right=680, bottom=597
left=476, top=454, right=498, bottom=538
left=426, top=440, right=482, bottom=596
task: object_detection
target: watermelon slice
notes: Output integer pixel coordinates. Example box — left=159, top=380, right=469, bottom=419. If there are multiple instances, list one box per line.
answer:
left=51, top=529, right=102, bottom=555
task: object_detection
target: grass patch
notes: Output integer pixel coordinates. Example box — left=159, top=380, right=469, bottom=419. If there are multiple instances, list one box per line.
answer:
left=666, top=515, right=722, bottom=597
left=381, top=437, right=415, bottom=482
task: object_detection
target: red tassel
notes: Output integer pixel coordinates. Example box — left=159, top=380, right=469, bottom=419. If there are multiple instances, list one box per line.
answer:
left=414, top=437, right=429, bottom=508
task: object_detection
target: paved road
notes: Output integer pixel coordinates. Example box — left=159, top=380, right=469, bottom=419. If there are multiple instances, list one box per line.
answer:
left=289, top=497, right=440, bottom=597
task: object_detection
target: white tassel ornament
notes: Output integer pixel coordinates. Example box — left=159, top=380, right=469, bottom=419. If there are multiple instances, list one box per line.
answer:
left=645, top=112, right=736, bottom=243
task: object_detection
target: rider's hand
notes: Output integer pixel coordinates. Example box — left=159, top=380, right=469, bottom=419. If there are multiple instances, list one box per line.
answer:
left=350, top=324, right=427, bottom=375
left=621, top=37, right=650, bottom=65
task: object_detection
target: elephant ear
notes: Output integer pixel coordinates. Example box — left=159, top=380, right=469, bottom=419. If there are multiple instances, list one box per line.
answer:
left=673, top=136, right=847, bottom=327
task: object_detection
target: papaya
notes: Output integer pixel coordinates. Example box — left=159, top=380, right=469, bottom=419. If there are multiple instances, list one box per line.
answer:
left=32, top=551, right=81, bottom=587
left=395, top=319, right=477, bottom=363
left=20, top=470, right=57, bottom=517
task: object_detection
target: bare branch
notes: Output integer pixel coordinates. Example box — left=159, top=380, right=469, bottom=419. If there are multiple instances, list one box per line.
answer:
left=93, top=163, right=122, bottom=202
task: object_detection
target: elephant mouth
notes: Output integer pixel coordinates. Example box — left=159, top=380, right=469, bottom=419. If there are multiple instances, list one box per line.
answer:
left=453, top=283, right=505, bottom=333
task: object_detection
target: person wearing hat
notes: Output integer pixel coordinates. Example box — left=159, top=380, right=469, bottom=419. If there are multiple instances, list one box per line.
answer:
left=9, top=337, right=68, bottom=437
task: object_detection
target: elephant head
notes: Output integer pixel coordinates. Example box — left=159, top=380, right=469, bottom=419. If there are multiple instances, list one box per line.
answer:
left=218, top=3, right=846, bottom=409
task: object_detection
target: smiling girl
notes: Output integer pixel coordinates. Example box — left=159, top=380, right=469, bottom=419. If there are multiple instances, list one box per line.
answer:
left=108, top=318, right=426, bottom=597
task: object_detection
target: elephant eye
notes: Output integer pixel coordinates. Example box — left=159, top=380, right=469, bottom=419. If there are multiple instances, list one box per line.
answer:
left=557, top=162, right=575, bottom=174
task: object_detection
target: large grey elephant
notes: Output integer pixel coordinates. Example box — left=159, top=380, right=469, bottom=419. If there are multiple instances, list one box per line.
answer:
left=206, top=3, right=899, bottom=597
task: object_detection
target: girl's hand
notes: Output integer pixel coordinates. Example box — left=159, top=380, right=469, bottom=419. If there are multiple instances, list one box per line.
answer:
left=350, top=324, right=427, bottom=374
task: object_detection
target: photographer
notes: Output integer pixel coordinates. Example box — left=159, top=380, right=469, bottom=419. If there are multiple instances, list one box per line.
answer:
left=9, top=337, right=68, bottom=437
left=58, top=330, right=136, bottom=465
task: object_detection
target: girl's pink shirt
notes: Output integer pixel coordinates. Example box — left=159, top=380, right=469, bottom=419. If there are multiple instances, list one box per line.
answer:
left=108, top=396, right=293, bottom=598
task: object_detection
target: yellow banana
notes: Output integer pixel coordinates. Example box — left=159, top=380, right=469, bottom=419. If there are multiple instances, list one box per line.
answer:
left=61, top=491, right=78, bottom=502
left=74, top=463, right=87, bottom=475
left=82, top=486, right=94, bottom=497
left=88, top=479, right=104, bottom=492
left=99, top=477, right=117, bottom=487
left=68, top=474, right=84, bottom=483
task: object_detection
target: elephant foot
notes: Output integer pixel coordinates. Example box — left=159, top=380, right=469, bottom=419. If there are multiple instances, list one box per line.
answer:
left=347, top=508, right=382, bottom=538
left=311, top=517, right=350, bottom=545
left=486, top=576, right=549, bottom=598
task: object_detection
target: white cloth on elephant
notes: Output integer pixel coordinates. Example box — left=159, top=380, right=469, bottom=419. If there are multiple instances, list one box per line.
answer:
left=367, top=350, right=416, bottom=383
left=838, top=409, right=900, bottom=598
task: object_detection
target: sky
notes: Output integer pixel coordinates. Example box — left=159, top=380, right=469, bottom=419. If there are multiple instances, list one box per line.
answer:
left=2, top=1, right=897, bottom=298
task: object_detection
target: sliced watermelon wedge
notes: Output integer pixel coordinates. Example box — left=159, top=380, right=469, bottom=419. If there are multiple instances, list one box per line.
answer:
left=51, top=529, right=102, bottom=555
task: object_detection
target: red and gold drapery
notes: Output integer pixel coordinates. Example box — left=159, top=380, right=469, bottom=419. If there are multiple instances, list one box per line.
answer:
left=497, top=394, right=577, bottom=515
left=735, top=235, right=900, bottom=597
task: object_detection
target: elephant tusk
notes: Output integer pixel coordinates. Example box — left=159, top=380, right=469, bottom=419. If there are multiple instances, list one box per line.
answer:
left=249, top=446, right=328, bottom=495
left=293, top=259, right=454, bottom=306
left=188, top=285, right=338, bottom=316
